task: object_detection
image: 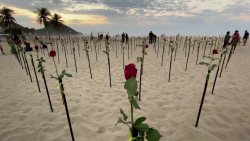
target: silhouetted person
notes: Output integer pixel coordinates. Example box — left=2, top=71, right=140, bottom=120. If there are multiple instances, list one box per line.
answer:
left=231, top=30, right=239, bottom=52
left=149, top=31, right=153, bottom=44
left=25, top=43, right=33, bottom=52
left=106, top=34, right=109, bottom=41
left=122, top=32, right=125, bottom=43
left=243, top=30, right=249, bottom=46
left=223, top=31, right=231, bottom=48
left=125, top=33, right=129, bottom=43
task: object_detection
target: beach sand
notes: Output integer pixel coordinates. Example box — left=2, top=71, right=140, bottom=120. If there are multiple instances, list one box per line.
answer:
left=0, top=38, right=250, bottom=141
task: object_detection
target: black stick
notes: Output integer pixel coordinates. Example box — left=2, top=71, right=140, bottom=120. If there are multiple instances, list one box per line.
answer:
left=157, top=42, right=159, bottom=59
left=30, top=55, right=40, bottom=93
left=225, top=46, right=233, bottom=69
left=24, top=52, right=33, bottom=83
left=212, top=54, right=223, bottom=94
left=42, top=74, right=53, bottom=112
left=107, top=55, right=112, bottom=87
left=219, top=54, right=226, bottom=78
left=161, top=44, right=165, bottom=66
left=64, top=45, right=68, bottom=68
left=123, top=47, right=125, bottom=69
left=59, top=78, right=75, bottom=141
left=139, top=62, right=143, bottom=101
left=128, top=44, right=129, bottom=60
left=169, top=53, right=173, bottom=82
left=116, top=40, right=118, bottom=58
left=174, top=44, right=178, bottom=61
left=73, top=48, right=77, bottom=73
left=95, top=44, right=98, bottom=62
left=195, top=70, right=211, bottom=127
left=87, top=51, right=92, bottom=79
left=57, top=42, right=60, bottom=64
left=185, top=46, right=191, bottom=71
left=21, top=52, right=29, bottom=75
left=203, top=43, right=207, bottom=59
left=196, top=47, right=200, bottom=65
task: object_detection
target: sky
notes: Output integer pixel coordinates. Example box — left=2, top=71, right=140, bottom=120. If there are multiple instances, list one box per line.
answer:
left=0, top=0, right=250, bottom=36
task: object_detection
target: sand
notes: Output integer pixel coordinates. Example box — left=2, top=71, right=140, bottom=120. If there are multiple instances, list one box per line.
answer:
left=0, top=37, right=250, bottom=141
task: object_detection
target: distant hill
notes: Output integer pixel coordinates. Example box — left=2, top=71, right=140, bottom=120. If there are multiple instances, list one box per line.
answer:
left=0, top=22, right=82, bottom=35
left=36, top=24, right=82, bottom=35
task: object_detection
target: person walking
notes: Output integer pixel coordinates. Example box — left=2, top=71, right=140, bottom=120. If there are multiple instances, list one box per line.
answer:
left=243, top=30, right=249, bottom=46
left=231, top=30, right=240, bottom=52
left=149, top=31, right=153, bottom=44
left=125, top=33, right=129, bottom=43
left=122, top=32, right=125, bottom=43
left=223, top=31, right=231, bottom=48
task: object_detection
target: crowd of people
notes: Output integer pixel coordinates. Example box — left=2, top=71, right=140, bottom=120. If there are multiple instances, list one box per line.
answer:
left=223, top=30, right=249, bottom=52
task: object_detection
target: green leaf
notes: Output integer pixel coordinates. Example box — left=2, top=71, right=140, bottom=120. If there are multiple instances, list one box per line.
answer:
left=119, top=107, right=128, bottom=121
left=139, top=131, right=145, bottom=137
left=65, top=73, right=72, bottom=77
left=199, top=62, right=209, bottom=66
left=38, top=69, right=41, bottom=72
left=211, top=58, right=219, bottom=61
left=210, top=64, right=217, bottom=70
left=124, top=77, right=138, bottom=97
left=132, top=96, right=140, bottom=109
left=146, top=128, right=162, bottom=141
left=115, top=118, right=125, bottom=126
left=60, top=74, right=64, bottom=79
left=134, top=123, right=150, bottom=132
left=62, top=70, right=66, bottom=75
left=136, top=137, right=144, bottom=141
left=134, top=117, right=146, bottom=126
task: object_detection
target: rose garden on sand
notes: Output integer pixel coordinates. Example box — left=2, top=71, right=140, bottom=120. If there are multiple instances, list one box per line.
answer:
left=5, top=33, right=242, bottom=141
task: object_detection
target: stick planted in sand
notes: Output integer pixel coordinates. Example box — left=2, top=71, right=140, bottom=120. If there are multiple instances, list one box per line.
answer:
left=72, top=42, right=78, bottom=73
left=30, top=54, right=41, bottom=93
left=169, top=42, right=174, bottom=82
left=37, top=57, right=53, bottom=112
left=85, top=41, right=93, bottom=79
left=23, top=52, right=33, bottom=83
left=196, top=49, right=219, bottom=127
left=103, top=41, right=112, bottom=87
left=50, top=52, right=74, bottom=141
left=185, top=39, right=192, bottom=71
left=161, top=39, right=166, bottom=66
left=115, top=64, right=162, bottom=140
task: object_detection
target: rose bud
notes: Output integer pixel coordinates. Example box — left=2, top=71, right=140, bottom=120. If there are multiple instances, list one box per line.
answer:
left=171, top=41, right=173, bottom=43
left=86, top=41, right=88, bottom=44
left=227, top=43, right=231, bottom=46
left=49, top=50, right=56, bottom=57
left=145, top=45, right=149, bottom=48
left=124, top=63, right=137, bottom=80
left=212, top=49, right=218, bottom=54
left=35, top=45, right=39, bottom=50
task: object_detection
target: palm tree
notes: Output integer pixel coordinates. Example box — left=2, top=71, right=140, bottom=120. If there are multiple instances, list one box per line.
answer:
left=50, top=13, right=64, bottom=30
left=0, top=7, right=16, bottom=28
left=34, top=7, right=51, bottom=28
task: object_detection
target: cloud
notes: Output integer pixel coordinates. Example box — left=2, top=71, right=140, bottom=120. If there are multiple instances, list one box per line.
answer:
left=138, top=21, right=154, bottom=25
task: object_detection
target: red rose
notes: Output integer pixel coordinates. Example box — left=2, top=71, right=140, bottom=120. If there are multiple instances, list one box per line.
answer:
left=24, top=42, right=27, bottom=45
left=16, top=40, right=21, bottom=45
left=124, top=63, right=137, bottom=80
left=86, top=41, right=88, bottom=44
left=49, top=50, right=56, bottom=57
left=227, top=43, right=231, bottom=46
left=108, top=42, right=110, bottom=44
left=212, top=49, right=218, bottom=54
left=171, top=41, right=173, bottom=43
left=35, top=45, right=39, bottom=50
left=142, top=41, right=144, bottom=43
left=145, top=45, right=149, bottom=48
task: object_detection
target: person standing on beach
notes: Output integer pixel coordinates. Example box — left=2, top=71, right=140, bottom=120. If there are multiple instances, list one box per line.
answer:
left=149, top=31, right=153, bottom=44
left=106, top=34, right=109, bottom=41
left=125, top=33, right=129, bottom=43
left=243, top=30, right=249, bottom=46
left=122, top=32, right=125, bottom=43
left=223, top=31, right=231, bottom=48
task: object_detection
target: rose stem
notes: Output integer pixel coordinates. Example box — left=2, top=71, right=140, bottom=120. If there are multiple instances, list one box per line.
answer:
left=30, top=54, right=40, bottom=93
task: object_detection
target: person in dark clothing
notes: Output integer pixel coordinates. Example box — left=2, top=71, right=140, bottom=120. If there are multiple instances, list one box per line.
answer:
left=243, top=30, right=249, bottom=46
left=13, top=34, right=19, bottom=41
left=106, top=34, right=109, bottom=41
left=149, top=31, right=153, bottom=44
left=122, top=32, right=125, bottom=43
left=125, top=33, right=129, bottom=43
left=25, top=43, right=33, bottom=51
left=223, top=31, right=231, bottom=48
